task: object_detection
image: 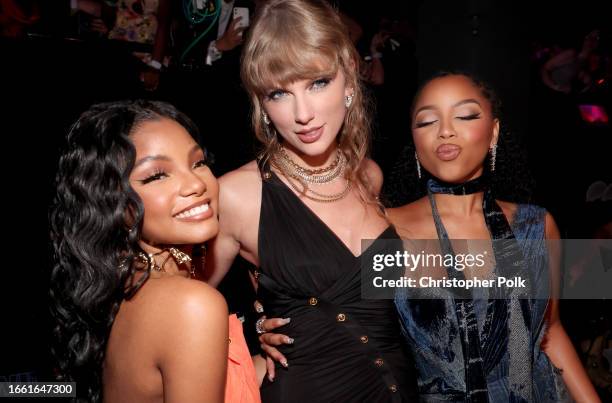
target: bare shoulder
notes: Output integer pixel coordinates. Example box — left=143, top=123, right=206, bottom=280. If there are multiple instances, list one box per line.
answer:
left=544, top=211, right=560, bottom=240
left=152, top=278, right=228, bottom=356
left=386, top=197, right=430, bottom=238
left=219, top=160, right=261, bottom=195
left=387, top=197, right=428, bottom=223
left=133, top=277, right=228, bottom=337
left=218, top=160, right=261, bottom=216
left=115, top=277, right=228, bottom=363
left=130, top=277, right=228, bottom=401
left=361, top=158, right=384, bottom=195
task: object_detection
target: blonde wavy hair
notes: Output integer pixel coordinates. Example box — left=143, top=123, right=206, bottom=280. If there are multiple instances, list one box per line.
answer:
left=241, top=0, right=377, bottom=203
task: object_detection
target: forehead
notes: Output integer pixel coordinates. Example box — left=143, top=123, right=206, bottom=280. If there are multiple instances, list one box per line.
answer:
left=416, top=75, right=489, bottom=109
left=130, top=118, right=197, bottom=155
left=259, top=58, right=340, bottom=91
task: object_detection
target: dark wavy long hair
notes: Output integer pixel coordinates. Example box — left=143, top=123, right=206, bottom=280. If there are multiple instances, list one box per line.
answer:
left=382, top=70, right=535, bottom=207
left=49, top=100, right=201, bottom=402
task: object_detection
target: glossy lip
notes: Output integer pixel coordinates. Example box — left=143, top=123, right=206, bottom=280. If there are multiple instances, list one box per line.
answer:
left=435, top=143, right=462, bottom=161
left=173, top=199, right=213, bottom=221
left=296, top=124, right=324, bottom=144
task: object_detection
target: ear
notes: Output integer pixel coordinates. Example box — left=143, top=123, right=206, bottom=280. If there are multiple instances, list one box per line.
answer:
left=490, top=118, right=500, bottom=147
left=343, top=71, right=355, bottom=98
left=342, top=59, right=357, bottom=98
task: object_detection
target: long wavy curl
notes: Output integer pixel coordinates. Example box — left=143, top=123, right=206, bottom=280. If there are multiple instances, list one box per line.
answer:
left=49, top=100, right=201, bottom=402
left=241, top=0, right=378, bottom=205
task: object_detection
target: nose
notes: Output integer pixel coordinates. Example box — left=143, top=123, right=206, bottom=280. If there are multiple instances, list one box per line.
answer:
left=293, top=94, right=315, bottom=125
left=438, top=117, right=457, bottom=140
left=180, top=171, right=207, bottom=198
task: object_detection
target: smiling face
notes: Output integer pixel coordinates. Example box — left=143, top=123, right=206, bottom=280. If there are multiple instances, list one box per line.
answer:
left=262, top=68, right=352, bottom=159
left=128, top=118, right=219, bottom=252
left=412, top=74, right=500, bottom=183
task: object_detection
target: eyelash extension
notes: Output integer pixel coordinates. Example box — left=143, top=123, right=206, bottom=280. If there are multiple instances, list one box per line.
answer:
left=311, top=77, right=331, bottom=89
left=266, top=76, right=333, bottom=100
left=140, top=170, right=167, bottom=184
left=266, top=89, right=285, bottom=100
left=415, top=112, right=481, bottom=128
left=458, top=113, right=481, bottom=120
left=415, top=120, right=436, bottom=128
left=193, top=158, right=208, bottom=168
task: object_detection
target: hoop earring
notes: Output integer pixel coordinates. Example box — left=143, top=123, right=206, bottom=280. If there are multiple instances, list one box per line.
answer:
left=345, top=94, right=353, bottom=108
left=415, top=151, right=422, bottom=179
left=490, top=144, right=497, bottom=172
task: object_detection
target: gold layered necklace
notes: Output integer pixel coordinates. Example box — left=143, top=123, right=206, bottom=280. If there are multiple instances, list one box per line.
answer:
left=271, top=146, right=352, bottom=203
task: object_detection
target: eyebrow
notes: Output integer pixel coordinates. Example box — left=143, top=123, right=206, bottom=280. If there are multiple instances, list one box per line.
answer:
left=414, top=98, right=482, bottom=115
left=134, top=145, right=203, bottom=167
left=453, top=98, right=481, bottom=108
left=134, top=155, right=170, bottom=168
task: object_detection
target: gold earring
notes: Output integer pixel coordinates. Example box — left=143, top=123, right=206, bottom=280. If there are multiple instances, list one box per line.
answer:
left=168, top=247, right=192, bottom=266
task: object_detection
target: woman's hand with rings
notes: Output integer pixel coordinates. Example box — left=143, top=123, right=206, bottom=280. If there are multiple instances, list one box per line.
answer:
left=256, top=316, right=294, bottom=382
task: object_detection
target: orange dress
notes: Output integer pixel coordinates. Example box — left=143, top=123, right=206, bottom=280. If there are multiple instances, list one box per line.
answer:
left=226, top=314, right=261, bottom=403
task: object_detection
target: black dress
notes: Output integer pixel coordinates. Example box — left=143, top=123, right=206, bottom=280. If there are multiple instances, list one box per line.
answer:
left=257, top=172, right=417, bottom=403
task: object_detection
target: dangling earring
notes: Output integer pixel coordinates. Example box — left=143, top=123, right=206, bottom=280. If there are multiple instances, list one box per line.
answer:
left=168, top=247, right=192, bottom=266
left=136, top=248, right=194, bottom=277
left=345, top=94, right=353, bottom=108
left=168, top=247, right=194, bottom=278
left=262, top=111, right=270, bottom=125
left=264, top=121, right=276, bottom=142
left=490, top=144, right=498, bottom=172
left=415, top=151, right=422, bottom=179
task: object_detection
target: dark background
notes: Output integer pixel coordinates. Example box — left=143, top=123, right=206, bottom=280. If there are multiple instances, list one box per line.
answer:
left=1, top=0, right=610, bottom=398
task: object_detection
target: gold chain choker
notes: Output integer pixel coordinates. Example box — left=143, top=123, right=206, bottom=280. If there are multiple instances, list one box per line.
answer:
left=271, top=147, right=352, bottom=203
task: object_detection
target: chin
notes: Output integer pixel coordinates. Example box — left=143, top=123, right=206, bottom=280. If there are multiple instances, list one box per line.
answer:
left=429, top=163, right=485, bottom=184
left=187, top=224, right=219, bottom=244
left=157, top=223, right=219, bottom=246
left=303, top=142, right=333, bottom=156
left=432, top=173, right=466, bottom=184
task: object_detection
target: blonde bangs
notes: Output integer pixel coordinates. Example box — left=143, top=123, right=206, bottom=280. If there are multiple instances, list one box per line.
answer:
left=240, top=0, right=380, bottom=209
left=244, top=27, right=341, bottom=95
left=253, top=52, right=339, bottom=95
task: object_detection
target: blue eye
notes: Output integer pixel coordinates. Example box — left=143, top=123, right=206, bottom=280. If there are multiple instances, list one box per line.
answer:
left=267, top=89, right=286, bottom=101
left=311, top=78, right=331, bottom=90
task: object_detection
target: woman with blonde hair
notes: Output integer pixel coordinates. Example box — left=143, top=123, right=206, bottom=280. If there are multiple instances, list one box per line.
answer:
left=205, top=0, right=417, bottom=401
